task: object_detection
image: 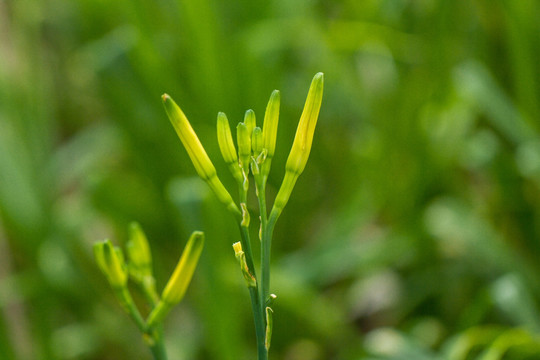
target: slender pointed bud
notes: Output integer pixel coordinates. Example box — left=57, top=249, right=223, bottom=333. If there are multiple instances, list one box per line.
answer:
left=232, top=242, right=257, bottom=287
left=262, top=90, right=280, bottom=159
left=161, top=231, right=204, bottom=306
left=252, top=127, right=263, bottom=155
left=217, top=112, right=243, bottom=183
left=265, top=307, right=274, bottom=350
left=272, top=73, right=324, bottom=218
left=217, top=112, right=238, bottom=164
left=162, top=94, right=216, bottom=181
left=147, top=232, right=204, bottom=328
left=237, top=122, right=251, bottom=172
left=126, top=222, right=153, bottom=281
left=94, top=240, right=128, bottom=288
left=163, top=94, right=240, bottom=216
left=244, top=109, right=256, bottom=140
left=285, top=72, right=324, bottom=175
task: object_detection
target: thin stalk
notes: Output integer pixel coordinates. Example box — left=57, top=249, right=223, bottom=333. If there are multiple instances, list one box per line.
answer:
left=239, top=224, right=267, bottom=360
left=237, top=182, right=258, bottom=286
left=141, top=277, right=160, bottom=307
left=140, top=280, right=167, bottom=360
left=115, top=287, right=146, bottom=332
left=148, top=334, right=168, bottom=360
left=265, top=210, right=279, bottom=297
left=255, top=178, right=270, bottom=307
left=115, top=287, right=167, bottom=360
left=255, top=174, right=277, bottom=359
left=238, top=183, right=267, bottom=360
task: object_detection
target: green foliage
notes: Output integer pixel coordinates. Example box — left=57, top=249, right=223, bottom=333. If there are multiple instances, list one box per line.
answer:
left=1, top=0, right=540, bottom=359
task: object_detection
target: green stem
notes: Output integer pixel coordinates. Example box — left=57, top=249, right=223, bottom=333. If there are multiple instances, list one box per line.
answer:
left=148, top=333, right=168, bottom=360
left=264, top=210, right=279, bottom=307
left=256, top=178, right=270, bottom=308
left=114, top=287, right=146, bottom=332
left=238, top=183, right=267, bottom=360
left=141, top=276, right=160, bottom=307
left=119, top=280, right=167, bottom=360
left=237, top=183, right=258, bottom=286
left=238, top=224, right=267, bottom=360
left=144, top=300, right=167, bottom=360
left=255, top=175, right=277, bottom=359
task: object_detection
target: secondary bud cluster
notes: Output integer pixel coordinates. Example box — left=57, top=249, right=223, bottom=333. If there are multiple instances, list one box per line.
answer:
left=94, top=224, right=205, bottom=336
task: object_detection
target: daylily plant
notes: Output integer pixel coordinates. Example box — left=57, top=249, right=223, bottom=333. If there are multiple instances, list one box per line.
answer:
left=162, top=73, right=324, bottom=360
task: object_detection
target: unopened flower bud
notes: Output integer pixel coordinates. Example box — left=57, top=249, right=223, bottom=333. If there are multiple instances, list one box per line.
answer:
left=237, top=122, right=251, bottom=172
left=162, top=94, right=216, bottom=181
left=163, top=94, right=239, bottom=216
left=285, top=72, right=324, bottom=175
left=94, top=240, right=128, bottom=288
left=260, top=90, right=280, bottom=178
left=271, top=73, right=324, bottom=219
left=161, top=231, right=204, bottom=305
left=217, top=112, right=243, bottom=183
left=244, top=109, right=256, bottom=139
left=126, top=222, right=153, bottom=280
left=262, top=90, right=280, bottom=159
left=147, top=231, right=205, bottom=328
left=252, top=127, right=263, bottom=155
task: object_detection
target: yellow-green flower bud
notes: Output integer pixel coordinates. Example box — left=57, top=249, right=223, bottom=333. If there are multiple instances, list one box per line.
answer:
left=237, top=122, right=251, bottom=171
left=244, top=109, right=256, bottom=140
left=261, top=90, right=280, bottom=178
left=285, top=72, right=324, bottom=175
left=271, top=73, right=324, bottom=218
left=217, top=112, right=243, bottom=183
left=162, top=94, right=217, bottom=181
left=161, top=231, right=204, bottom=305
left=262, top=90, right=280, bottom=159
left=147, top=231, right=204, bottom=328
left=126, top=222, right=153, bottom=281
left=252, top=127, right=263, bottom=155
left=94, top=240, right=128, bottom=288
left=217, top=112, right=237, bottom=164
left=163, top=94, right=240, bottom=216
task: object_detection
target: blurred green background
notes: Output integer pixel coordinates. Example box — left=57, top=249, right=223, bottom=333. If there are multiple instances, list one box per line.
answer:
left=1, top=0, right=540, bottom=359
